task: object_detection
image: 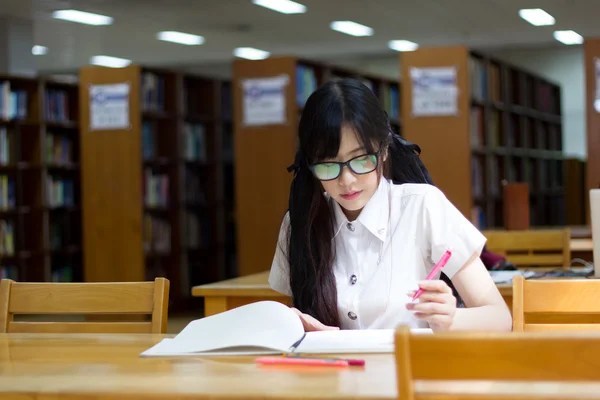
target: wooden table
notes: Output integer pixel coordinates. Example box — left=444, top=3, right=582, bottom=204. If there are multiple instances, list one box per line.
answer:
left=3, top=333, right=600, bottom=400
left=192, top=271, right=519, bottom=316
left=192, top=237, right=595, bottom=317
left=192, top=270, right=289, bottom=316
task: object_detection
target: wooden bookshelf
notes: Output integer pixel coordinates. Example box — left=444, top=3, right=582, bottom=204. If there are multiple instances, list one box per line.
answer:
left=78, top=65, right=231, bottom=309
left=400, top=46, right=565, bottom=230
left=0, top=75, right=82, bottom=283
left=584, top=39, right=600, bottom=210
left=233, top=56, right=401, bottom=277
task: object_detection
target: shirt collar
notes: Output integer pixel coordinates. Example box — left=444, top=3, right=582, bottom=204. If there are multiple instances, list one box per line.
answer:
left=330, top=178, right=390, bottom=242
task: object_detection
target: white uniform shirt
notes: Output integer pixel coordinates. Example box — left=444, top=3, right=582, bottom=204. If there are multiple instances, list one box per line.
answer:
left=268, top=178, right=487, bottom=330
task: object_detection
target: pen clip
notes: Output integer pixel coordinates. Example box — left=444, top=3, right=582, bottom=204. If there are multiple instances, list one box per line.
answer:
left=288, top=332, right=306, bottom=353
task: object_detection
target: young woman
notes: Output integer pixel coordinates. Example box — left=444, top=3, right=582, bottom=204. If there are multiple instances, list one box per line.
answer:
left=269, top=78, right=512, bottom=332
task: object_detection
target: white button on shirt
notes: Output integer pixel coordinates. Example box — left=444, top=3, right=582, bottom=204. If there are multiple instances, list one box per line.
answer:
left=268, top=178, right=487, bottom=330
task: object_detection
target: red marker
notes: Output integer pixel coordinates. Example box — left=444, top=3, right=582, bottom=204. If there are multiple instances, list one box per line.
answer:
left=255, top=356, right=348, bottom=367
left=412, top=249, right=452, bottom=301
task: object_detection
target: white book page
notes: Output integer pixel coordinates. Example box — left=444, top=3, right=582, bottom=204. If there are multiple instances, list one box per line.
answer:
left=140, top=301, right=304, bottom=357
left=294, top=328, right=432, bottom=354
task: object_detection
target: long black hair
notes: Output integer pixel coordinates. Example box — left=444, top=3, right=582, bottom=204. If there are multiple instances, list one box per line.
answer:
left=286, top=78, right=431, bottom=327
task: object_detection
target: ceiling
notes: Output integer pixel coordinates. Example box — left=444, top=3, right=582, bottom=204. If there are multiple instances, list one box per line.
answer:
left=2, top=0, right=598, bottom=73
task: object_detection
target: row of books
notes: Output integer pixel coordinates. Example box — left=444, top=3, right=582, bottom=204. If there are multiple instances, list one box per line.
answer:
left=382, top=84, right=400, bottom=121
left=296, top=64, right=318, bottom=108
left=141, top=72, right=165, bottom=112
left=45, top=89, right=72, bottom=122
left=468, top=57, right=560, bottom=115
left=0, top=219, right=15, bottom=256
left=0, top=82, right=28, bottom=121
left=184, top=211, right=211, bottom=249
left=46, top=176, right=75, bottom=208
left=184, top=169, right=207, bottom=205
left=0, top=127, right=11, bottom=165
left=470, top=106, right=562, bottom=150
left=470, top=107, right=484, bottom=147
left=469, top=57, right=489, bottom=103
left=46, top=134, right=74, bottom=164
left=51, top=265, right=73, bottom=282
left=182, top=123, right=207, bottom=162
left=471, top=157, right=564, bottom=198
left=143, top=214, right=171, bottom=254
left=183, top=83, right=212, bottom=117
left=144, top=169, right=169, bottom=208
left=49, top=219, right=74, bottom=250
left=0, top=265, right=17, bottom=280
left=0, top=175, right=15, bottom=210
left=141, top=120, right=157, bottom=160
left=471, top=206, right=486, bottom=230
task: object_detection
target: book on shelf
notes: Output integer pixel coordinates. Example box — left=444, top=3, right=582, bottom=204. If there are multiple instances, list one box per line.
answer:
left=183, top=123, right=206, bottom=162
left=141, top=72, right=165, bottom=112
left=184, top=211, right=210, bottom=249
left=46, top=176, right=75, bottom=208
left=0, top=127, right=12, bottom=165
left=0, top=175, right=15, bottom=210
left=469, top=57, right=487, bottom=102
left=184, top=169, right=206, bottom=205
left=143, top=169, right=169, bottom=208
left=471, top=157, right=484, bottom=199
left=142, top=121, right=157, bottom=160
left=143, top=214, right=171, bottom=254
left=140, top=300, right=432, bottom=357
left=0, top=219, right=15, bottom=256
left=382, top=84, right=399, bottom=121
left=0, top=81, right=28, bottom=120
left=0, top=265, right=17, bottom=280
left=45, top=89, right=71, bottom=122
left=51, top=265, right=73, bottom=282
left=46, top=134, right=73, bottom=164
left=470, top=107, right=484, bottom=147
left=471, top=206, right=486, bottom=230
left=295, top=64, right=317, bottom=108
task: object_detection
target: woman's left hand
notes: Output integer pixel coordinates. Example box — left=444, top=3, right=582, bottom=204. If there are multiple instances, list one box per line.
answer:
left=406, top=280, right=457, bottom=331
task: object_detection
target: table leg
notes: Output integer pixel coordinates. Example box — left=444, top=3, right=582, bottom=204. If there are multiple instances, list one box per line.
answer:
left=204, top=297, right=228, bottom=317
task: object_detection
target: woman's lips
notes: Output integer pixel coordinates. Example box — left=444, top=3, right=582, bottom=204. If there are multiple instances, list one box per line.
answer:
left=340, top=190, right=361, bottom=200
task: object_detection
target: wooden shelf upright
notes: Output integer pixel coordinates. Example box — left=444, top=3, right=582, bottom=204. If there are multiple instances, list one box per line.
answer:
left=0, top=75, right=82, bottom=282
left=78, top=65, right=231, bottom=309
left=584, top=39, right=600, bottom=207
left=233, top=56, right=401, bottom=277
left=400, top=46, right=565, bottom=229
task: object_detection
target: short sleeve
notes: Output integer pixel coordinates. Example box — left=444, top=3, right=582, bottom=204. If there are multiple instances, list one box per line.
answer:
left=268, top=212, right=293, bottom=296
left=421, top=186, right=487, bottom=279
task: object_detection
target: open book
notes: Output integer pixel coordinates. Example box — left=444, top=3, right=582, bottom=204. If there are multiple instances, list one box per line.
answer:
left=141, top=301, right=431, bottom=357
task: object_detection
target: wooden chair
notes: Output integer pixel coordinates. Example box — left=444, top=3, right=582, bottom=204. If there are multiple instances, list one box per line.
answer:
left=0, top=278, right=169, bottom=333
left=512, top=275, right=600, bottom=332
left=395, top=325, right=600, bottom=400
left=483, top=228, right=571, bottom=268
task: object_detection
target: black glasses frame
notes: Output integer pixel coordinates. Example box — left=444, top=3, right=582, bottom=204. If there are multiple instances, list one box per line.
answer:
left=309, top=146, right=383, bottom=181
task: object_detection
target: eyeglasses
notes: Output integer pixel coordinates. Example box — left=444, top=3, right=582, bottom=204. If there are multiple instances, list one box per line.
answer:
left=309, top=153, right=379, bottom=181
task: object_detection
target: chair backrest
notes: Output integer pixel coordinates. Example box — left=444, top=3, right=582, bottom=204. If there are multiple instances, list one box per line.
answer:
left=483, top=228, right=570, bottom=268
left=395, top=326, right=600, bottom=400
left=0, top=278, right=169, bottom=333
left=512, top=275, right=600, bottom=332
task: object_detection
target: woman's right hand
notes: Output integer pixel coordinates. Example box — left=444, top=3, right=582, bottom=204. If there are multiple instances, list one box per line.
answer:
left=290, top=307, right=340, bottom=331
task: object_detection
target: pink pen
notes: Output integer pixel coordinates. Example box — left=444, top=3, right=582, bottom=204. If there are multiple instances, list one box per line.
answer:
left=412, top=249, right=452, bottom=301
left=255, top=356, right=348, bottom=367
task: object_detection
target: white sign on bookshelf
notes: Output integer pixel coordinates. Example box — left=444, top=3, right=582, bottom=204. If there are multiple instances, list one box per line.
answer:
left=594, top=58, right=600, bottom=113
left=410, top=66, right=458, bottom=117
left=89, top=83, right=130, bottom=130
left=241, top=75, right=289, bottom=126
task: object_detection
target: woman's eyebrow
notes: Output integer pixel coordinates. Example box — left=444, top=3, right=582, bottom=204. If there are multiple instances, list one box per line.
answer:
left=348, top=146, right=366, bottom=155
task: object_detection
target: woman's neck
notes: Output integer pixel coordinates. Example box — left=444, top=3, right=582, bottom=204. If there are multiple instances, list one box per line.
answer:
left=343, top=207, right=362, bottom=222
